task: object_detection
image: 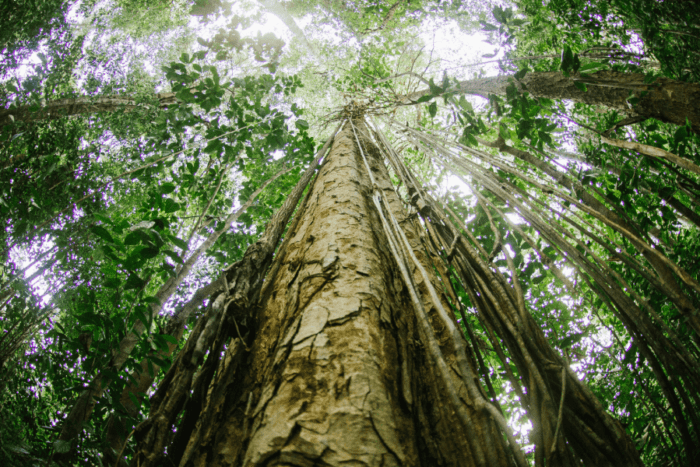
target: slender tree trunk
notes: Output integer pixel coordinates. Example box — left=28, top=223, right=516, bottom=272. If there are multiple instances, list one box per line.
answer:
left=140, top=120, right=515, bottom=466
left=102, top=320, right=186, bottom=467
left=407, top=70, right=700, bottom=133
left=103, top=352, right=176, bottom=467
left=476, top=135, right=700, bottom=336
left=0, top=93, right=177, bottom=126
left=53, top=165, right=291, bottom=464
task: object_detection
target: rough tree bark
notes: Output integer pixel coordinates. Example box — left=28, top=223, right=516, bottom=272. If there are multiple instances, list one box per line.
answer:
left=406, top=70, right=700, bottom=133
left=134, top=120, right=518, bottom=466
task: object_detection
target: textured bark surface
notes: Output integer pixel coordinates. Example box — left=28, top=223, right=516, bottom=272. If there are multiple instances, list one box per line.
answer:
left=519, top=71, right=700, bottom=134
left=406, top=71, right=700, bottom=133
left=175, top=121, right=513, bottom=466
left=127, top=129, right=341, bottom=467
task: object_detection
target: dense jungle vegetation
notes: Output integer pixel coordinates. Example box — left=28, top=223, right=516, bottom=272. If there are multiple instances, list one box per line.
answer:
left=1, top=0, right=700, bottom=466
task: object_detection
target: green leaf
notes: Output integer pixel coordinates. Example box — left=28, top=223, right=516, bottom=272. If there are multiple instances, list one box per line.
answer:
left=93, top=213, right=113, bottom=225
left=572, top=54, right=581, bottom=73
left=428, top=78, right=441, bottom=95
left=78, top=312, right=102, bottom=327
left=124, top=274, right=146, bottom=291
left=578, top=62, right=606, bottom=73
left=514, top=67, right=529, bottom=80
left=295, top=119, right=309, bottom=130
left=130, top=230, right=152, bottom=247
left=204, top=139, right=223, bottom=155
left=623, top=343, right=638, bottom=365
left=492, top=6, right=505, bottom=24
left=127, top=391, right=141, bottom=409
left=416, top=94, right=433, bottom=104
left=171, top=237, right=188, bottom=250
left=140, top=247, right=159, bottom=259
left=53, top=439, right=72, bottom=454
left=560, top=332, right=584, bottom=348
left=152, top=334, right=170, bottom=352
left=463, top=132, right=478, bottom=146
left=659, top=186, right=676, bottom=199
left=428, top=102, right=438, bottom=119
left=160, top=183, right=176, bottom=194
left=532, top=274, right=547, bottom=285
left=7, top=443, right=30, bottom=455
left=151, top=217, right=170, bottom=230
left=560, top=45, right=574, bottom=73
left=102, top=369, right=120, bottom=382
left=130, top=167, right=146, bottom=179
left=459, top=96, right=473, bottom=112
left=142, top=296, right=161, bottom=305
left=91, top=225, right=115, bottom=244
left=643, top=72, right=657, bottom=84
left=132, top=308, right=150, bottom=328
left=158, top=334, right=179, bottom=346
left=104, top=278, right=121, bottom=288
left=163, top=199, right=181, bottom=213
left=505, top=82, right=519, bottom=101
left=573, top=81, right=587, bottom=92
left=149, top=356, right=169, bottom=368
left=163, top=249, right=184, bottom=264
left=124, top=232, right=141, bottom=246
left=673, top=126, right=688, bottom=143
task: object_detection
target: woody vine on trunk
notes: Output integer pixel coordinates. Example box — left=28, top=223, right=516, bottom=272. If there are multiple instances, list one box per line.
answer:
left=123, top=104, right=643, bottom=467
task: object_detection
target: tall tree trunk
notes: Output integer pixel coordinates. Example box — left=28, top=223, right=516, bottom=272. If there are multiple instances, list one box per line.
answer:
left=407, top=70, right=700, bottom=133
left=136, top=120, right=516, bottom=466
